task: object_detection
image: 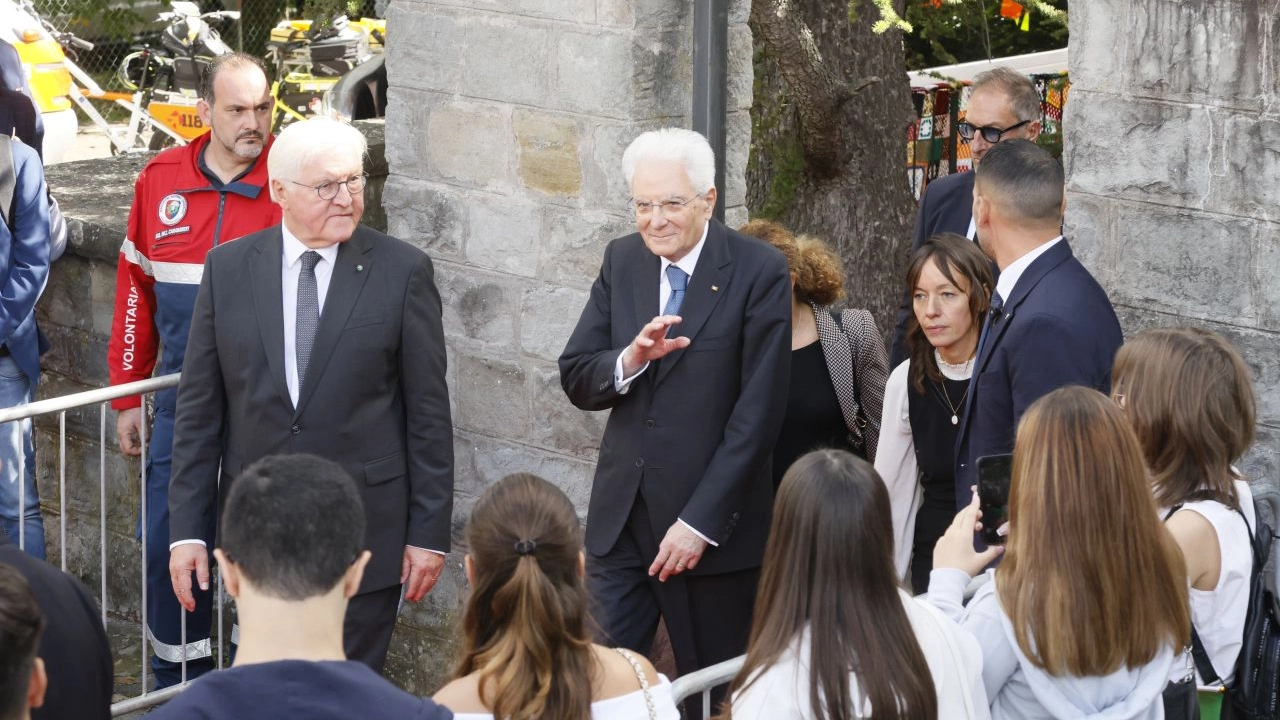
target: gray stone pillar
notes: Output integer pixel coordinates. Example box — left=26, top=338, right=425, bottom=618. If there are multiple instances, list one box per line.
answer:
left=382, top=0, right=753, bottom=690
left=1066, top=0, right=1280, bottom=481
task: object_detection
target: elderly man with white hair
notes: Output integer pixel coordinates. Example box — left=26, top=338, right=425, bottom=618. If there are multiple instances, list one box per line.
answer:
left=559, top=128, right=791, bottom=687
left=167, top=117, right=455, bottom=672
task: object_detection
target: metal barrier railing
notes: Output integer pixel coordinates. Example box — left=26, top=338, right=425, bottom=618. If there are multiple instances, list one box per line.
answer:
left=0, top=372, right=224, bottom=716
left=670, top=655, right=743, bottom=718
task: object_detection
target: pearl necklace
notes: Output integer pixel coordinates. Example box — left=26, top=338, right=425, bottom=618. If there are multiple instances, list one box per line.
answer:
left=934, top=350, right=975, bottom=425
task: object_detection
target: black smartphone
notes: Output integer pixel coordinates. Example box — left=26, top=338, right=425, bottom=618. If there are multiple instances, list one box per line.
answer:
left=977, top=454, right=1013, bottom=545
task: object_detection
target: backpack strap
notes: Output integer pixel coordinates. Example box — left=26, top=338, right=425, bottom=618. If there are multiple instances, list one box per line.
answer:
left=1162, top=504, right=1224, bottom=684
left=0, top=135, right=14, bottom=234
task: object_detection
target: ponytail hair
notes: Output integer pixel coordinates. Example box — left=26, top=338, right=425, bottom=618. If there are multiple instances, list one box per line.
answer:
left=456, top=473, right=594, bottom=720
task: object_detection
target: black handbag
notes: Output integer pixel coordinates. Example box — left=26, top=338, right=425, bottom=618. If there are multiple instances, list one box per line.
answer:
left=1162, top=658, right=1200, bottom=720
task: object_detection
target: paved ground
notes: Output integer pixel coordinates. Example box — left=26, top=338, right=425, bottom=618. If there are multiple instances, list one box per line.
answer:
left=56, top=124, right=132, bottom=165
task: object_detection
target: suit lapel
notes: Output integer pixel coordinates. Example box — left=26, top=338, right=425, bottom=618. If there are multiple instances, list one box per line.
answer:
left=653, top=221, right=731, bottom=387
left=632, top=241, right=661, bottom=334
left=293, top=227, right=375, bottom=419
left=248, top=228, right=292, bottom=411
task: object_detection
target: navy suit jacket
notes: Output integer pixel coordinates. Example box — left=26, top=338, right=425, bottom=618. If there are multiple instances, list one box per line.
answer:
left=953, top=239, right=1123, bottom=507
left=891, top=171, right=977, bottom=365
left=559, top=220, right=791, bottom=575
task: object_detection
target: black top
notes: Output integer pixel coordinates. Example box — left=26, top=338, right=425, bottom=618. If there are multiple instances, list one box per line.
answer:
left=145, top=659, right=454, bottom=720
left=772, top=341, right=854, bottom=487
left=0, top=534, right=113, bottom=720
left=906, top=370, right=971, bottom=592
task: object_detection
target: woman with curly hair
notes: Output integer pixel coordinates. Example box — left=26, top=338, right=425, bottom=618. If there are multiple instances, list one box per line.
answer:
left=739, top=220, right=888, bottom=486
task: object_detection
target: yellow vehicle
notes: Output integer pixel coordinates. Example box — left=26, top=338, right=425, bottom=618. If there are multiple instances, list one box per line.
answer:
left=0, top=0, right=76, bottom=162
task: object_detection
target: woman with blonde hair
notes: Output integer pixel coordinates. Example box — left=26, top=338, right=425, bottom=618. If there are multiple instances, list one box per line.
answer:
left=434, top=473, right=679, bottom=720
left=876, top=233, right=993, bottom=591
left=1112, top=326, right=1257, bottom=687
left=724, top=449, right=988, bottom=720
left=930, top=386, right=1190, bottom=719
left=738, top=220, right=888, bottom=484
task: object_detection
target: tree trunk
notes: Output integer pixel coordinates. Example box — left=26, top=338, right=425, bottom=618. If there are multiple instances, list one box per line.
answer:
left=748, top=0, right=917, bottom=341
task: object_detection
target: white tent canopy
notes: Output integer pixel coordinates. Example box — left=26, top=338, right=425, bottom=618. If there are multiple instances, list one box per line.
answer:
left=907, top=47, right=1068, bottom=87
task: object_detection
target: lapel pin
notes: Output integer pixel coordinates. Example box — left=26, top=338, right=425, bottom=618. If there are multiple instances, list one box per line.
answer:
left=711, top=285, right=719, bottom=292
left=356, top=264, right=364, bottom=272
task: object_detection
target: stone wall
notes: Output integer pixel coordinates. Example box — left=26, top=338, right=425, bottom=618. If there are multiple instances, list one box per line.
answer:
left=380, top=0, right=753, bottom=691
left=33, top=121, right=389, bottom=672
left=1066, top=1, right=1280, bottom=482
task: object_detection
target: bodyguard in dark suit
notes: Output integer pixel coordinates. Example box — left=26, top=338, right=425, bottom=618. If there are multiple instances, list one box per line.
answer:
left=559, top=128, right=791, bottom=678
left=168, top=118, right=454, bottom=671
left=891, top=68, right=1044, bottom=365
left=954, top=139, right=1122, bottom=506
left=0, top=533, right=112, bottom=720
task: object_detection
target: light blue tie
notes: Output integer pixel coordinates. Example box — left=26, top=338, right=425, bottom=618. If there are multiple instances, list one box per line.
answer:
left=663, top=265, right=688, bottom=316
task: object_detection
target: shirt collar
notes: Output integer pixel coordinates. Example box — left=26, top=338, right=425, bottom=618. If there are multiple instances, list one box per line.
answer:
left=282, top=223, right=340, bottom=268
left=660, top=221, right=710, bottom=278
left=197, top=142, right=265, bottom=199
left=995, top=235, right=1063, bottom=301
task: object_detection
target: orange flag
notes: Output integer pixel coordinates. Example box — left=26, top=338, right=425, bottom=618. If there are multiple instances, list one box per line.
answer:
left=1000, top=0, right=1023, bottom=20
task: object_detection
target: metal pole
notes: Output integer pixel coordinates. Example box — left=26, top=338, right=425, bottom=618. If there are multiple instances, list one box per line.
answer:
left=692, top=0, right=729, bottom=222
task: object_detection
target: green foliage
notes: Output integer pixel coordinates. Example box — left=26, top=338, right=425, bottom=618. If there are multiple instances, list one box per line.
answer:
left=901, top=0, right=1068, bottom=69
left=33, top=0, right=145, bottom=41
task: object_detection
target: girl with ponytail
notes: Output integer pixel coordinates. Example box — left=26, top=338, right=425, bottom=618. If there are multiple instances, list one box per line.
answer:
left=434, top=473, right=680, bottom=720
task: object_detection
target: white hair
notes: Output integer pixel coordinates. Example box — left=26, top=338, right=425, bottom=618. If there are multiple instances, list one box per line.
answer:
left=621, top=128, right=716, bottom=194
left=268, top=117, right=368, bottom=199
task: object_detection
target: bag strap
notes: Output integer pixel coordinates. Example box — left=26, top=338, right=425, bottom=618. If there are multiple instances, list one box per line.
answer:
left=1162, top=504, right=1223, bottom=684
left=613, top=647, right=658, bottom=720
left=0, top=136, right=14, bottom=234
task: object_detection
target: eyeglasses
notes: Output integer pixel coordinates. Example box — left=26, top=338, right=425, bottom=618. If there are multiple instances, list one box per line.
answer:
left=956, top=119, right=1032, bottom=143
left=631, top=195, right=700, bottom=217
left=291, top=174, right=369, bottom=201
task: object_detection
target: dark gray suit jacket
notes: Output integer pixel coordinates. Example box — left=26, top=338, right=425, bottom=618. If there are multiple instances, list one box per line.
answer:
left=558, top=220, right=791, bottom=575
left=169, top=224, right=454, bottom=592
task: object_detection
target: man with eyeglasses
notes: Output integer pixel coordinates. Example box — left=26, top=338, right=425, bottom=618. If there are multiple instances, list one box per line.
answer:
left=167, top=117, right=454, bottom=672
left=890, top=66, right=1043, bottom=365
left=560, top=128, right=791, bottom=697
left=108, top=52, right=280, bottom=688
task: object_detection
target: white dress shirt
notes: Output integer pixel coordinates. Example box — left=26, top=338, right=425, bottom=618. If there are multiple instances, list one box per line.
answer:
left=994, top=235, right=1063, bottom=305
left=281, top=225, right=339, bottom=406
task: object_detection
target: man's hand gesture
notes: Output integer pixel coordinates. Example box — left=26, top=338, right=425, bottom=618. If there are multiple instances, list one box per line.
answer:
left=621, top=315, right=690, bottom=377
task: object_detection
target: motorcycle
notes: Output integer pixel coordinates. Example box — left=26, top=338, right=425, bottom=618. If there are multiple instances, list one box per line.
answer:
left=117, top=1, right=239, bottom=96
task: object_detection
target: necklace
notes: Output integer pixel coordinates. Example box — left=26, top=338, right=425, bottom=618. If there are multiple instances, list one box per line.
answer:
left=932, top=376, right=969, bottom=425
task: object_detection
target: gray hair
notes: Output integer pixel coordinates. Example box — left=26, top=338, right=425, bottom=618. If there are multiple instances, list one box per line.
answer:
left=268, top=117, right=368, bottom=199
left=621, top=128, right=716, bottom=194
left=974, top=139, right=1063, bottom=224
left=971, top=67, right=1042, bottom=123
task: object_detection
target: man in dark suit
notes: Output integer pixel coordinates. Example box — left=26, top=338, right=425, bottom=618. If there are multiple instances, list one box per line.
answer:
left=167, top=117, right=454, bottom=672
left=890, top=67, right=1043, bottom=365
left=954, top=139, right=1122, bottom=506
left=0, top=534, right=112, bottom=720
left=559, top=128, right=791, bottom=679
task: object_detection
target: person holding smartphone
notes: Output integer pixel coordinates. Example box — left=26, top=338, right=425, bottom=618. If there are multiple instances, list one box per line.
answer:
left=929, top=386, right=1189, bottom=720
left=1112, top=327, right=1257, bottom=687
left=875, top=233, right=993, bottom=592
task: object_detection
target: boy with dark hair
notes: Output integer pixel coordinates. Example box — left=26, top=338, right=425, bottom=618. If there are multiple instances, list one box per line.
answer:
left=0, top=564, right=46, bottom=720
left=148, top=454, right=452, bottom=719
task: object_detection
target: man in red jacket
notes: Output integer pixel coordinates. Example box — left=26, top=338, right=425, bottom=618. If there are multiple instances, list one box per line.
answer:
left=107, top=52, right=280, bottom=688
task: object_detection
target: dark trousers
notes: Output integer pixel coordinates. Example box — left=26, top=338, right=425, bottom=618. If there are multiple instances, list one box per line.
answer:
left=343, top=584, right=401, bottom=672
left=588, top=494, right=758, bottom=711
left=144, top=407, right=215, bottom=688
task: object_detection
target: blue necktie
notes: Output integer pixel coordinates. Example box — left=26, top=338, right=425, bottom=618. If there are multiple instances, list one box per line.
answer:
left=663, top=265, right=688, bottom=316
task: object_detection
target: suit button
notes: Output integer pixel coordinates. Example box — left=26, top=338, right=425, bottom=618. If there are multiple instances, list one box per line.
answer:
left=290, top=424, right=301, bottom=435
left=645, top=419, right=655, bottom=429
left=635, top=457, right=644, bottom=468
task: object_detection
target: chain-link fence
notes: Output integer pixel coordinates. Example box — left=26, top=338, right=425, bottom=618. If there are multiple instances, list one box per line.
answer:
left=29, top=0, right=386, bottom=80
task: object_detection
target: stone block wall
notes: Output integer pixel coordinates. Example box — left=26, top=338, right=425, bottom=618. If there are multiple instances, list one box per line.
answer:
left=382, top=0, right=753, bottom=692
left=1066, top=1, right=1280, bottom=481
